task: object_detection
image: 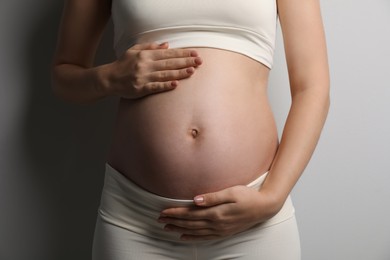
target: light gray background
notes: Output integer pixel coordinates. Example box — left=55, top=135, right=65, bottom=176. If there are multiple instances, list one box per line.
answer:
left=1, top=0, right=389, bottom=259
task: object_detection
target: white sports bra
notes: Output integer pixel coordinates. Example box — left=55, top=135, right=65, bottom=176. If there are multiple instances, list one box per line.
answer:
left=111, top=0, right=278, bottom=69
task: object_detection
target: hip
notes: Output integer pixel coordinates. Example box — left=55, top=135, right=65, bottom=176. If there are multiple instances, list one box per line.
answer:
left=96, top=163, right=296, bottom=243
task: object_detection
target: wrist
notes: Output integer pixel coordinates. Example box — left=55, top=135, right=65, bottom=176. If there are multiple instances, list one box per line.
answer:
left=95, top=62, right=116, bottom=98
left=261, top=172, right=293, bottom=205
left=257, top=186, right=288, bottom=219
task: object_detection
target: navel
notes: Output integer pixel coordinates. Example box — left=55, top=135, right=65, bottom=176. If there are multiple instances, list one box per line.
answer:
left=188, top=127, right=200, bottom=139
left=191, top=128, right=199, bottom=138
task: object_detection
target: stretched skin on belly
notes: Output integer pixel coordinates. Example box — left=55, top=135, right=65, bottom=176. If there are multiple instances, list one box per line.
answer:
left=107, top=48, right=278, bottom=199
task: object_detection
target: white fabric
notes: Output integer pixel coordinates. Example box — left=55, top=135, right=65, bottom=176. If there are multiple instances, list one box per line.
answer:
left=111, top=0, right=278, bottom=68
left=91, top=164, right=300, bottom=259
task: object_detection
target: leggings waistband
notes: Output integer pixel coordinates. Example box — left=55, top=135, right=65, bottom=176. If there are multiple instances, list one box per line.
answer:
left=98, top=163, right=295, bottom=242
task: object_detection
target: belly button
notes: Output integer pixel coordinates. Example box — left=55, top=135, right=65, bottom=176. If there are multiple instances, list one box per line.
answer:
left=191, top=128, right=199, bottom=138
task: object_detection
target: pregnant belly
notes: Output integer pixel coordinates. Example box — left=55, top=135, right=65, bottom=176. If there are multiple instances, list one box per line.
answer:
left=107, top=48, right=278, bottom=199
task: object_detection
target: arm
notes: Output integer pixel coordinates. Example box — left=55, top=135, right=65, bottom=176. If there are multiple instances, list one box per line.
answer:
left=158, top=0, right=330, bottom=240
left=51, top=0, right=112, bottom=103
left=51, top=0, right=202, bottom=104
left=261, top=0, right=330, bottom=208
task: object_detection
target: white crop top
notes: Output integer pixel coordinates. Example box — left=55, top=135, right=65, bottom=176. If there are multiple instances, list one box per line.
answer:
left=111, top=0, right=278, bottom=69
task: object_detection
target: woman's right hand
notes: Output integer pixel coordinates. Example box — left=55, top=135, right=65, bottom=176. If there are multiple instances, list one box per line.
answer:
left=104, top=42, right=202, bottom=99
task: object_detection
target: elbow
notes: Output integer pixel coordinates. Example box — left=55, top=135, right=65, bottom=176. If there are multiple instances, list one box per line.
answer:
left=50, top=64, right=89, bottom=105
left=51, top=64, right=68, bottom=101
left=321, top=92, right=331, bottom=120
left=291, top=81, right=331, bottom=114
left=318, top=84, right=331, bottom=118
left=321, top=80, right=331, bottom=112
left=315, top=84, right=331, bottom=113
left=325, top=90, right=331, bottom=111
left=50, top=66, right=63, bottom=100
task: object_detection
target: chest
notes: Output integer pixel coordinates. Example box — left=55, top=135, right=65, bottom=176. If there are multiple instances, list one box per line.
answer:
left=111, top=0, right=277, bottom=33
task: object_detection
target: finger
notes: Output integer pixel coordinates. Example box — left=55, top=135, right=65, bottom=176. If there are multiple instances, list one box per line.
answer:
left=152, top=57, right=202, bottom=70
left=131, top=42, right=169, bottom=51
left=149, top=42, right=169, bottom=50
left=163, top=224, right=215, bottom=236
left=140, top=81, right=178, bottom=96
left=148, top=67, right=195, bottom=82
left=161, top=207, right=212, bottom=220
left=158, top=217, right=212, bottom=230
left=160, top=204, right=235, bottom=221
left=194, top=187, right=238, bottom=207
left=152, top=48, right=199, bottom=60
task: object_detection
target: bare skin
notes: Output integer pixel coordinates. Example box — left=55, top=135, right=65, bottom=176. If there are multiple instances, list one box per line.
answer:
left=52, top=0, right=330, bottom=241
left=107, top=47, right=278, bottom=199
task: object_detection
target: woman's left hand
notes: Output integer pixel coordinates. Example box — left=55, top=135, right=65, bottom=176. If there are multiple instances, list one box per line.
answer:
left=158, top=185, right=281, bottom=241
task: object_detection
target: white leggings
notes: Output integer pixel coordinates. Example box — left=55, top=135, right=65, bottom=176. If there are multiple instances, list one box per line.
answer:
left=92, top=164, right=301, bottom=260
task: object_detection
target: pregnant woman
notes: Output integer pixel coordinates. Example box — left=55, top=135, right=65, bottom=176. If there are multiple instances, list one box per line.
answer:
left=52, top=0, right=330, bottom=259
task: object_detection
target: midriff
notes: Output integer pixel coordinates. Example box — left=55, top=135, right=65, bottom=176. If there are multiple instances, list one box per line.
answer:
left=106, top=48, right=279, bottom=199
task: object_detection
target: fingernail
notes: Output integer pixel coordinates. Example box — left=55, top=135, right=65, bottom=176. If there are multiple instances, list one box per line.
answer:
left=194, top=57, right=202, bottom=65
left=186, top=67, right=194, bottom=74
left=194, top=196, right=204, bottom=204
left=159, top=42, right=168, bottom=46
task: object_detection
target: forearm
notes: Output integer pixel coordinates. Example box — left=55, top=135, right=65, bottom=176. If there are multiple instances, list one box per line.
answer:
left=261, top=86, right=330, bottom=206
left=51, top=62, right=112, bottom=104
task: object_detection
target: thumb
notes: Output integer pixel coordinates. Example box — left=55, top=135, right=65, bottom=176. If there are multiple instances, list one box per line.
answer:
left=193, top=188, right=236, bottom=207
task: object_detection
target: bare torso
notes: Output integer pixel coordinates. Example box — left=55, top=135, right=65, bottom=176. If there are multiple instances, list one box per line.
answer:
left=107, top=48, right=278, bottom=199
